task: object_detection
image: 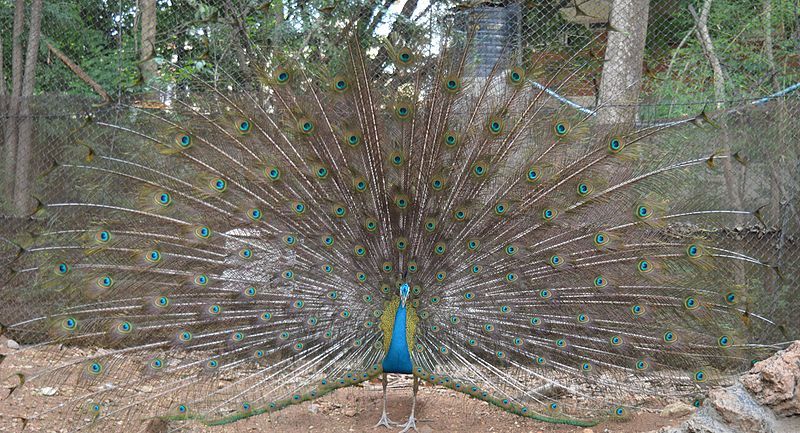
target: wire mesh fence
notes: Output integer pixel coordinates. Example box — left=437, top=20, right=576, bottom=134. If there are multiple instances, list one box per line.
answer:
left=0, top=3, right=798, bottom=431
left=0, top=0, right=798, bottom=329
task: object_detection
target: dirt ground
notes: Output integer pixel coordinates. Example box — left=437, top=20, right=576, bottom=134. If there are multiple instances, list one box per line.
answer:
left=0, top=337, right=690, bottom=433
left=189, top=383, right=688, bottom=433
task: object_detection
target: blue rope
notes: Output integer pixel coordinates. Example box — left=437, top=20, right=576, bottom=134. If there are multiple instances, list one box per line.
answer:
left=751, top=82, right=800, bottom=106
left=530, top=80, right=800, bottom=115
left=529, top=81, right=597, bottom=116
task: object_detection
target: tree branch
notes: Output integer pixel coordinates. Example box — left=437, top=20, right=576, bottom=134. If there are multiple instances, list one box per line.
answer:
left=689, top=1, right=725, bottom=108
left=45, top=42, right=111, bottom=103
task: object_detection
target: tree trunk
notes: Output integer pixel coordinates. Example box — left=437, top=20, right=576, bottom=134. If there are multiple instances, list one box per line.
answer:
left=691, top=0, right=725, bottom=109
left=762, top=0, right=784, bottom=300
left=273, top=0, right=284, bottom=25
left=690, top=0, right=744, bottom=213
left=13, top=0, right=44, bottom=215
left=3, top=0, right=25, bottom=205
left=139, top=0, right=157, bottom=91
left=596, top=0, right=651, bottom=127
left=224, top=0, right=254, bottom=86
left=0, top=33, right=6, bottom=97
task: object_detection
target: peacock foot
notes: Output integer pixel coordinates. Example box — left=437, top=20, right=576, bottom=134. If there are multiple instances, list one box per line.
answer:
left=397, top=416, right=417, bottom=433
left=374, top=411, right=399, bottom=428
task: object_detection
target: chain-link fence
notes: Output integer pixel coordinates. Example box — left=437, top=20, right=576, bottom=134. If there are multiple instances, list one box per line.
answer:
left=1, top=0, right=798, bottom=326
left=0, top=3, right=798, bottom=431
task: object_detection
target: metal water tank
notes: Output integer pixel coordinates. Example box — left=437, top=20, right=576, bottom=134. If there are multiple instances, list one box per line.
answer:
left=458, top=1, right=521, bottom=78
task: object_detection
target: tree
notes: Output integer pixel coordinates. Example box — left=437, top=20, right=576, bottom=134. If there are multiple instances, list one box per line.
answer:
left=12, top=0, right=44, bottom=215
left=3, top=0, right=45, bottom=215
left=140, top=0, right=157, bottom=91
left=3, top=0, right=25, bottom=205
left=596, top=0, right=651, bottom=126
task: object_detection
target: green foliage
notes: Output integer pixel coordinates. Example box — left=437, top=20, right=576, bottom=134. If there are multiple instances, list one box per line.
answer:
left=646, top=0, right=800, bottom=118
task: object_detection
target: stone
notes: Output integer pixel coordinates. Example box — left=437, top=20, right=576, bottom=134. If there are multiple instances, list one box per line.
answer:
left=741, top=341, right=800, bottom=417
left=37, top=387, right=58, bottom=396
left=308, top=403, right=320, bottom=414
left=707, top=383, right=775, bottom=433
left=6, top=339, right=20, bottom=349
left=660, top=402, right=694, bottom=418
left=143, top=419, right=169, bottom=433
left=343, top=408, right=356, bottom=417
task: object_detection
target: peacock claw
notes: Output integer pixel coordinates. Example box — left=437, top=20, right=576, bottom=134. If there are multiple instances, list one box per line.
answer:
left=374, top=412, right=399, bottom=428
left=397, top=416, right=417, bottom=433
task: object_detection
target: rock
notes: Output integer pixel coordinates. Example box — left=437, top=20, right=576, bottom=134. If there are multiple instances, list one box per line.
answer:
left=143, top=418, right=169, bottom=433
left=741, top=341, right=800, bottom=417
left=660, top=402, right=694, bottom=418
left=6, top=339, right=20, bottom=349
left=649, top=341, right=800, bottom=433
left=37, top=387, right=58, bottom=396
left=343, top=408, right=356, bottom=417
left=707, top=383, right=775, bottom=433
left=581, top=429, right=594, bottom=433
left=308, top=403, right=320, bottom=414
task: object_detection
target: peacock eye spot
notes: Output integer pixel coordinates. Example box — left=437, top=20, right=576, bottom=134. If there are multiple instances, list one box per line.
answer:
left=336, top=80, right=347, bottom=90
left=156, top=192, right=171, bottom=206
left=239, top=121, right=250, bottom=131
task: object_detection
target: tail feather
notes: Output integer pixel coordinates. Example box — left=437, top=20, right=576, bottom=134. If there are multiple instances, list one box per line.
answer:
left=0, top=18, right=792, bottom=431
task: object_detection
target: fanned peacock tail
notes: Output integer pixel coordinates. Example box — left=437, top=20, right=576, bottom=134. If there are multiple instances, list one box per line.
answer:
left=0, top=16, right=793, bottom=431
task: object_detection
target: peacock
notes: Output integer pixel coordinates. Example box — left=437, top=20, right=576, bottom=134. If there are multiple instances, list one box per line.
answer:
left=0, top=11, right=794, bottom=433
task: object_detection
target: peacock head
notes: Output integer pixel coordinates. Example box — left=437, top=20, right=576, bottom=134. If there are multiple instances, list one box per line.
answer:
left=399, top=282, right=410, bottom=308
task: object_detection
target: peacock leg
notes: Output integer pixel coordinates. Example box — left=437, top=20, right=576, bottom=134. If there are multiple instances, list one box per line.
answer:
left=374, top=373, right=399, bottom=428
left=397, top=375, right=418, bottom=433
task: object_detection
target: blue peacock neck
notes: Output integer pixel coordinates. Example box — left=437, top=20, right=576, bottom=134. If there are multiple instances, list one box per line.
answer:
left=381, top=283, right=414, bottom=374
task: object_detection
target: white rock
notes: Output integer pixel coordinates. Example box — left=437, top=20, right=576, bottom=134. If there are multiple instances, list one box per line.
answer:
left=37, top=387, right=58, bottom=396
left=6, top=339, right=20, bottom=349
